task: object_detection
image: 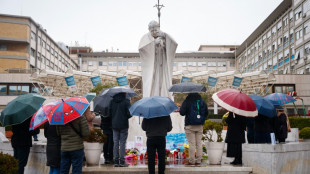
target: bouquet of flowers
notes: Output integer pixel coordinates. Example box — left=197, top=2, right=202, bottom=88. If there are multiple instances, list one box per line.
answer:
left=125, top=148, right=140, bottom=160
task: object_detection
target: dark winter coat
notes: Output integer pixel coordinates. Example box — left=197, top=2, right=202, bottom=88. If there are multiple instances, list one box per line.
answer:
left=11, top=117, right=40, bottom=148
left=142, top=116, right=173, bottom=137
left=254, top=114, right=275, bottom=133
left=109, top=93, right=132, bottom=130
left=179, top=93, right=208, bottom=126
left=275, top=113, right=288, bottom=139
left=101, top=116, right=113, bottom=135
left=44, top=122, right=61, bottom=168
left=225, top=112, right=246, bottom=144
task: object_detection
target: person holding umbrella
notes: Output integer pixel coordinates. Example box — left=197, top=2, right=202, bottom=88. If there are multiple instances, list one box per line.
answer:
left=275, top=107, right=288, bottom=143
left=51, top=97, right=90, bottom=174
left=130, top=96, right=177, bottom=174
left=212, top=89, right=258, bottom=165
left=12, top=117, right=40, bottom=174
left=0, top=93, right=45, bottom=174
left=179, top=93, right=208, bottom=166
left=109, top=92, right=132, bottom=167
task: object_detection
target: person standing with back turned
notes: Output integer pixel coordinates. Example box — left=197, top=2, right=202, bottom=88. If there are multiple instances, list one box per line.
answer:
left=109, top=92, right=132, bottom=167
left=142, top=116, right=172, bottom=174
left=179, top=93, right=208, bottom=166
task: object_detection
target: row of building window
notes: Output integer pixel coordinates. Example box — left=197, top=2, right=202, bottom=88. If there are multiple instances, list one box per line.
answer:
left=0, top=84, right=40, bottom=96
left=84, top=61, right=230, bottom=67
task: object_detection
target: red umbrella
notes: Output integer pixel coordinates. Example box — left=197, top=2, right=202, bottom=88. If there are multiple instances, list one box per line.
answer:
left=47, top=96, right=89, bottom=125
left=212, top=89, right=258, bottom=117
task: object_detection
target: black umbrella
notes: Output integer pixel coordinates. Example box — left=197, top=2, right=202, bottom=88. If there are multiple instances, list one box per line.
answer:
left=168, top=82, right=206, bottom=93
left=94, top=87, right=136, bottom=116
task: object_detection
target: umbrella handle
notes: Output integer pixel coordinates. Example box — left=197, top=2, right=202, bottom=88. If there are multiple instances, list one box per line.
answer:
left=139, top=116, right=140, bottom=125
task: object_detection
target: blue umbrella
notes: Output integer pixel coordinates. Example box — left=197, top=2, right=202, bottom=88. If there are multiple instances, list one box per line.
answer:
left=264, top=93, right=296, bottom=106
left=249, top=94, right=276, bottom=118
left=129, top=96, right=178, bottom=119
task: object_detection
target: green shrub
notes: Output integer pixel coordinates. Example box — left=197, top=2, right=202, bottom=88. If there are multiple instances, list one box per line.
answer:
left=299, top=127, right=310, bottom=139
left=0, top=152, right=18, bottom=174
left=202, top=120, right=223, bottom=142
left=84, top=128, right=107, bottom=143
left=289, top=117, right=310, bottom=130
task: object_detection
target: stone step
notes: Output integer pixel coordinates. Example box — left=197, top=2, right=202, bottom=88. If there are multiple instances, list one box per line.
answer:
left=82, top=165, right=252, bottom=174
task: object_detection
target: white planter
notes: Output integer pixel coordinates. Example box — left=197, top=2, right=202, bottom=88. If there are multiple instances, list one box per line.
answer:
left=205, top=141, right=225, bottom=165
left=84, top=142, right=103, bottom=165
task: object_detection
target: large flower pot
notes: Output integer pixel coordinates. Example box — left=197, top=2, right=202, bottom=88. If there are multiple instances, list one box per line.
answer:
left=84, top=142, right=103, bottom=165
left=205, top=141, right=225, bottom=165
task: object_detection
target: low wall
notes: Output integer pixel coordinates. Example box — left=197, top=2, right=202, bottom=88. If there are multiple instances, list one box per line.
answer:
left=243, top=142, right=310, bottom=174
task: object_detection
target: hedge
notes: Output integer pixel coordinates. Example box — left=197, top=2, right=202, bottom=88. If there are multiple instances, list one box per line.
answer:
left=289, top=117, right=310, bottom=130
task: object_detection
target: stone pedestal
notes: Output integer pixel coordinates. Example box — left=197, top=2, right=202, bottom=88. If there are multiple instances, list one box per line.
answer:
left=127, top=112, right=185, bottom=147
left=243, top=142, right=310, bottom=174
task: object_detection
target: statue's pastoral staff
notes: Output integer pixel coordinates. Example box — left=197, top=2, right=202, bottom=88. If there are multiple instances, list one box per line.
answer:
left=139, top=20, right=178, bottom=98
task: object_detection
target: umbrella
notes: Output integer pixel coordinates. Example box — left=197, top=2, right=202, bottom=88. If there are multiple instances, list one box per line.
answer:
left=264, top=93, right=296, bottom=106
left=83, top=93, right=96, bottom=103
left=29, top=100, right=61, bottom=130
left=129, top=96, right=178, bottom=119
left=94, top=87, right=136, bottom=116
left=47, top=96, right=89, bottom=125
left=249, top=94, right=276, bottom=118
left=0, top=93, right=46, bottom=126
left=168, top=82, right=206, bottom=93
left=99, top=86, right=137, bottom=97
left=212, top=89, right=258, bottom=117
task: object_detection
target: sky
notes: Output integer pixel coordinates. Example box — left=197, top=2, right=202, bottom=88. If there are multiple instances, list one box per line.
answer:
left=0, top=0, right=283, bottom=52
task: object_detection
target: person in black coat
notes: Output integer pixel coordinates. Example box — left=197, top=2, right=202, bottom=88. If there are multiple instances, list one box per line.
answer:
left=44, top=122, right=61, bottom=174
left=246, top=117, right=254, bottom=144
left=142, top=116, right=172, bottom=174
left=109, top=92, right=132, bottom=167
left=225, top=112, right=246, bottom=165
left=275, top=109, right=288, bottom=143
left=100, top=115, right=114, bottom=164
left=254, top=114, right=275, bottom=143
left=11, top=117, right=40, bottom=174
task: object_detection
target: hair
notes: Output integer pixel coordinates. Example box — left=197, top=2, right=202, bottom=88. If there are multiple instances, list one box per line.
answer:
left=148, top=20, right=159, bottom=30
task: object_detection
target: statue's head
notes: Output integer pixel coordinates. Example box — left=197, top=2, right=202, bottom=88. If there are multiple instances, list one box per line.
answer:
left=148, top=20, right=160, bottom=38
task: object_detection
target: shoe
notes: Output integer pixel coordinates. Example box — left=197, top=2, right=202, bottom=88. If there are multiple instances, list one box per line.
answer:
left=104, top=160, right=111, bottom=164
left=230, top=160, right=236, bottom=165
left=119, top=163, right=129, bottom=167
left=34, top=139, right=38, bottom=141
left=114, top=160, right=120, bottom=167
left=231, top=160, right=242, bottom=165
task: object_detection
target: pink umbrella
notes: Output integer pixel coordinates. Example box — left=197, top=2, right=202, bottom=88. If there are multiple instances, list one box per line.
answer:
left=212, top=89, right=258, bottom=117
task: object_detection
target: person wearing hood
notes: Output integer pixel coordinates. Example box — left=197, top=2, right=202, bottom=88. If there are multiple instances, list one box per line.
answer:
left=109, top=92, right=132, bottom=167
left=179, top=93, right=208, bottom=166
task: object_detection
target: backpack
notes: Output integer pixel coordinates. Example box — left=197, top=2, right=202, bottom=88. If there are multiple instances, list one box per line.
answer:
left=188, top=99, right=207, bottom=125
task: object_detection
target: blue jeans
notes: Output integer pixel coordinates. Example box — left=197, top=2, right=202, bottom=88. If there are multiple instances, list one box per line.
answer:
left=113, top=128, right=128, bottom=164
left=60, top=149, right=84, bottom=174
left=49, top=167, right=60, bottom=174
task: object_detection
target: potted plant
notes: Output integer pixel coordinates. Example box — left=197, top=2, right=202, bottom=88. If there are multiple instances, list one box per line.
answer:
left=84, top=128, right=107, bottom=165
left=299, top=127, right=310, bottom=142
left=202, top=120, right=224, bottom=165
